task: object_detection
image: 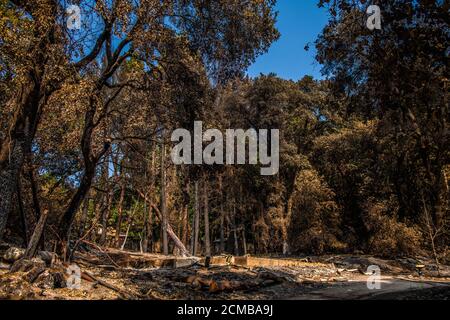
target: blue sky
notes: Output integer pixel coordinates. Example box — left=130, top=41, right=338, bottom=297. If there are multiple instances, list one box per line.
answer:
left=247, top=0, right=330, bottom=81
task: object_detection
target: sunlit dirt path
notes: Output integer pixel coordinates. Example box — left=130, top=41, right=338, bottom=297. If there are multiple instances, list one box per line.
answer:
left=291, top=276, right=450, bottom=300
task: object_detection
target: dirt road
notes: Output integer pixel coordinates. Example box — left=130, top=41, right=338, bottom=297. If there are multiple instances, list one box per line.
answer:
left=292, top=276, right=450, bottom=300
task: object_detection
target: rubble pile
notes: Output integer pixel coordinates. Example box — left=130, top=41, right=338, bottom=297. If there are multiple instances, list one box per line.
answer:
left=0, top=243, right=448, bottom=300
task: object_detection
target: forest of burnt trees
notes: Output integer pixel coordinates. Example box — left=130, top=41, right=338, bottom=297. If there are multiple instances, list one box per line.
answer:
left=0, top=0, right=448, bottom=268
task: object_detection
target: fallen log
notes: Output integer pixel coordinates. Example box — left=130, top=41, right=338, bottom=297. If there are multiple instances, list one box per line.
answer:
left=149, top=203, right=190, bottom=257
left=80, top=270, right=140, bottom=299
left=24, top=210, right=49, bottom=259
left=80, top=240, right=121, bottom=268
left=137, top=190, right=190, bottom=257
left=182, top=275, right=281, bottom=293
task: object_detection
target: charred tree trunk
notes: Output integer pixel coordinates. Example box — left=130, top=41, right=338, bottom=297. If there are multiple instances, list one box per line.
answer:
left=59, top=166, right=96, bottom=252
left=193, top=180, right=200, bottom=256
left=0, top=1, right=58, bottom=241
left=232, top=202, right=239, bottom=256
left=147, top=143, right=156, bottom=252
left=79, top=196, right=90, bottom=237
left=57, top=91, right=111, bottom=254
left=220, top=208, right=225, bottom=253
left=142, top=195, right=149, bottom=253
left=432, top=167, right=447, bottom=229
left=24, top=210, right=49, bottom=259
left=219, top=176, right=225, bottom=253
left=242, top=228, right=247, bottom=256
left=203, top=178, right=211, bottom=257
left=143, top=143, right=156, bottom=252
left=121, top=202, right=139, bottom=251
left=0, top=78, right=40, bottom=240
left=99, top=127, right=113, bottom=246
left=100, top=156, right=113, bottom=246
left=115, top=180, right=126, bottom=247
left=26, top=159, right=44, bottom=250
left=57, top=34, right=129, bottom=253
left=16, top=177, right=28, bottom=246
left=160, top=139, right=169, bottom=255
left=100, top=194, right=112, bottom=246
left=182, top=206, right=189, bottom=246
left=27, top=165, right=45, bottom=251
